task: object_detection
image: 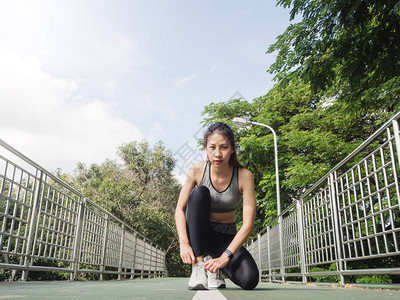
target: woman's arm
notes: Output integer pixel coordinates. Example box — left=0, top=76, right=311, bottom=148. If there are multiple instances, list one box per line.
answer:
left=204, top=168, right=256, bottom=273
left=175, top=163, right=201, bottom=266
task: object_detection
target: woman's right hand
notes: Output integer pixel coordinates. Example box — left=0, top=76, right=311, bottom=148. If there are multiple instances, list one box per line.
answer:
left=179, top=242, right=196, bottom=266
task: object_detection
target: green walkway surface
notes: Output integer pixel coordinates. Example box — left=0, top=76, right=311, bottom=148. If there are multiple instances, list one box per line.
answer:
left=0, top=278, right=399, bottom=300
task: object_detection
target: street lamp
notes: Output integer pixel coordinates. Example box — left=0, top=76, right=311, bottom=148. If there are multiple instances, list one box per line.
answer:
left=232, top=117, right=281, bottom=217
left=232, top=117, right=285, bottom=281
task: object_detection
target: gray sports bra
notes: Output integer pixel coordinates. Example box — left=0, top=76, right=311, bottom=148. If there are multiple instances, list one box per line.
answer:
left=201, top=162, right=242, bottom=213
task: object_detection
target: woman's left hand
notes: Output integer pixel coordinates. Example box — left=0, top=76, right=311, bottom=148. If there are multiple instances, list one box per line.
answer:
left=203, top=255, right=230, bottom=273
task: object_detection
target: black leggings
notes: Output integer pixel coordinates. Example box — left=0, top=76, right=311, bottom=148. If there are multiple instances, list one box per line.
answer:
left=185, top=185, right=259, bottom=290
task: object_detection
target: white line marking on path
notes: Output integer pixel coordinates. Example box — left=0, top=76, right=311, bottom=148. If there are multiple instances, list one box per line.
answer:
left=192, top=290, right=228, bottom=300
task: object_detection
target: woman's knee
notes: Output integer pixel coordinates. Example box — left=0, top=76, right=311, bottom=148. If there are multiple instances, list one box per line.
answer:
left=192, top=185, right=210, bottom=198
left=188, top=185, right=210, bottom=208
left=240, top=271, right=259, bottom=290
left=233, top=247, right=259, bottom=290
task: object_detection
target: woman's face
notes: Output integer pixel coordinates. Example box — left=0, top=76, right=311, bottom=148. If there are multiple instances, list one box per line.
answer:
left=205, top=131, right=234, bottom=167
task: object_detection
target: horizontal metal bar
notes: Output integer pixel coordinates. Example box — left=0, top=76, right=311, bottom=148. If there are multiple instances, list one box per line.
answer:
left=301, top=110, right=400, bottom=198
left=305, top=268, right=400, bottom=277
left=262, top=273, right=304, bottom=279
left=307, top=271, right=340, bottom=276
left=79, top=269, right=102, bottom=274
left=341, top=228, right=400, bottom=243
left=0, top=139, right=83, bottom=196
left=27, top=265, right=74, bottom=273
left=0, top=263, right=27, bottom=270
left=341, top=252, right=400, bottom=261
left=340, top=269, right=400, bottom=275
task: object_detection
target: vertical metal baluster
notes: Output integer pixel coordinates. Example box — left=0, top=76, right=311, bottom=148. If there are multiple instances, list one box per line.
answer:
left=267, top=226, right=271, bottom=282
left=155, top=246, right=159, bottom=277
left=388, top=125, right=400, bottom=252
left=72, top=197, right=86, bottom=280
left=16, top=171, right=28, bottom=259
left=118, top=225, right=125, bottom=280
left=163, top=247, right=168, bottom=277
left=0, top=161, right=9, bottom=250
left=9, top=168, right=21, bottom=255
left=321, top=190, right=328, bottom=263
left=373, top=150, right=389, bottom=254
left=131, top=232, right=137, bottom=279
left=297, top=198, right=307, bottom=283
left=5, top=164, right=16, bottom=254
left=357, top=162, right=370, bottom=256
left=100, top=214, right=109, bottom=281
left=330, top=172, right=345, bottom=285
left=148, top=242, right=153, bottom=277
left=22, top=170, right=43, bottom=281
left=390, top=119, right=400, bottom=253
left=141, top=238, right=145, bottom=278
left=303, top=201, right=310, bottom=270
left=351, top=166, right=364, bottom=257
left=364, top=159, right=380, bottom=255
left=279, top=214, right=285, bottom=282
left=393, top=118, right=400, bottom=187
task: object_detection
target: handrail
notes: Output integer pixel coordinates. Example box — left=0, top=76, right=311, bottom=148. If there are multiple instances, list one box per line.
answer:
left=0, top=138, right=83, bottom=197
left=0, top=139, right=166, bottom=281
left=301, top=110, right=400, bottom=198
left=247, top=111, right=400, bottom=285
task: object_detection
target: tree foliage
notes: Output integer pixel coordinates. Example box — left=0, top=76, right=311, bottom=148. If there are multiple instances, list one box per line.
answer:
left=70, top=140, right=184, bottom=275
left=201, top=81, right=389, bottom=229
left=268, top=0, right=400, bottom=112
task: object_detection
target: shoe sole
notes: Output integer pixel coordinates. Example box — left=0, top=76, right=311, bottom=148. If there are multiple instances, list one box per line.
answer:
left=188, top=284, right=208, bottom=290
left=208, top=284, right=226, bottom=289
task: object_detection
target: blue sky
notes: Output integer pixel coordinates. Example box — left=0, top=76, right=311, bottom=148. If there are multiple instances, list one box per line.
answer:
left=0, top=0, right=292, bottom=182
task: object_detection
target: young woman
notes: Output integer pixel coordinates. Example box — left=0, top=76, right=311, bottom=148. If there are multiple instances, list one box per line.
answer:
left=175, top=122, right=259, bottom=290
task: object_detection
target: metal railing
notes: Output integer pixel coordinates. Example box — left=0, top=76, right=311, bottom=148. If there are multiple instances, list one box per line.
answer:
left=247, top=111, right=400, bottom=284
left=0, top=140, right=166, bottom=281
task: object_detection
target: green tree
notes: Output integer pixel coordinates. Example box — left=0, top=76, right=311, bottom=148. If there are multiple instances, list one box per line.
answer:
left=72, top=140, right=183, bottom=275
left=201, top=81, right=388, bottom=229
left=268, top=0, right=400, bottom=112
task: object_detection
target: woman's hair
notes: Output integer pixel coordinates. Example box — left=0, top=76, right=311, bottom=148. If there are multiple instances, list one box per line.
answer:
left=203, top=122, right=243, bottom=167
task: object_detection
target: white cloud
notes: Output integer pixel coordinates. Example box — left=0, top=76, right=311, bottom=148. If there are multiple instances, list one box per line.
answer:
left=174, top=72, right=198, bottom=87
left=0, top=1, right=150, bottom=71
left=0, top=48, right=143, bottom=173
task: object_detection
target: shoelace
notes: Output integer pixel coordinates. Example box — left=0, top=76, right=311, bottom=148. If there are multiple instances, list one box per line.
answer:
left=194, top=263, right=203, bottom=276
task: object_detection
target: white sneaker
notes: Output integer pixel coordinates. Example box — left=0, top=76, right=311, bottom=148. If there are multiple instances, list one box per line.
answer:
left=204, top=256, right=226, bottom=289
left=188, top=261, right=208, bottom=290
left=207, top=269, right=226, bottom=289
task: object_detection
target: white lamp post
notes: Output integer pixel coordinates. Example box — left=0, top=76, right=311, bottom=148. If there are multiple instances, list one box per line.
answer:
left=232, top=117, right=285, bottom=281
left=232, top=117, right=281, bottom=217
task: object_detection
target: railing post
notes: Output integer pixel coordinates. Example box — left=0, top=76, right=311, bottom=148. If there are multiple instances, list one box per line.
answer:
left=279, top=216, right=285, bottom=282
left=141, top=238, right=145, bottom=278
left=154, top=246, right=159, bottom=277
left=131, top=232, right=137, bottom=279
left=149, top=243, right=153, bottom=278
left=329, top=173, right=345, bottom=285
left=297, top=199, right=307, bottom=283
left=71, top=197, right=86, bottom=280
left=267, top=226, right=272, bottom=282
left=100, top=214, right=109, bottom=281
left=257, top=233, right=262, bottom=281
left=392, top=119, right=400, bottom=174
left=21, top=170, right=43, bottom=281
left=162, top=249, right=166, bottom=277
left=118, top=225, right=125, bottom=280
